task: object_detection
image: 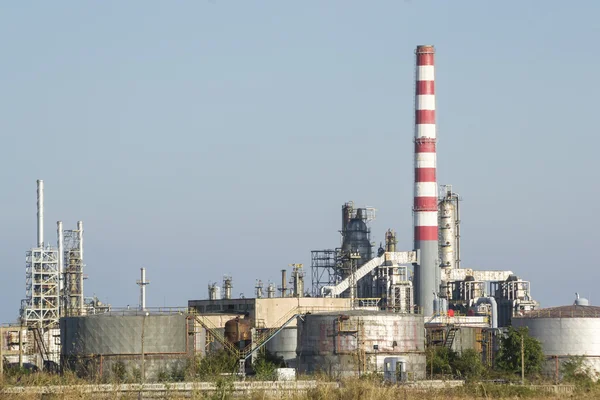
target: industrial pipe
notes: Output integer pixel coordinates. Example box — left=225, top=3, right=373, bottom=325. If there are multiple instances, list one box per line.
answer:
left=77, top=221, right=84, bottom=314
left=281, top=269, right=287, bottom=298
left=37, top=180, right=44, bottom=248
left=476, top=297, right=498, bottom=329
left=57, top=221, right=64, bottom=315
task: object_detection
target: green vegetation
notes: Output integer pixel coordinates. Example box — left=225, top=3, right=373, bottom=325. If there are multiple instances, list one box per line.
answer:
left=495, top=326, right=544, bottom=376
left=187, top=350, right=239, bottom=380
left=426, top=347, right=484, bottom=380
left=252, top=349, right=285, bottom=380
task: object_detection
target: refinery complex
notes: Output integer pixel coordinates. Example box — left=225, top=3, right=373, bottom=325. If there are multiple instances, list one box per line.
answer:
left=1, top=45, right=598, bottom=382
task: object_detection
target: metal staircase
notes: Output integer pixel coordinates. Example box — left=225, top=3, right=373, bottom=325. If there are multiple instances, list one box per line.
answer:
left=32, top=327, right=50, bottom=364
left=193, top=315, right=239, bottom=355
left=193, top=307, right=301, bottom=361
left=444, top=326, right=459, bottom=349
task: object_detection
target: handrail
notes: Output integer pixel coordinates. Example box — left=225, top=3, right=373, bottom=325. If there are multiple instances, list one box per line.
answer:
left=193, top=315, right=239, bottom=356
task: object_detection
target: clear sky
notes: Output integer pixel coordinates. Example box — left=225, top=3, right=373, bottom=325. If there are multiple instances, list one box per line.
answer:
left=1, top=1, right=598, bottom=322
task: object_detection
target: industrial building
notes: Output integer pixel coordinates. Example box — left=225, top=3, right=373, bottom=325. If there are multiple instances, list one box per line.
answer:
left=0, top=44, right=549, bottom=382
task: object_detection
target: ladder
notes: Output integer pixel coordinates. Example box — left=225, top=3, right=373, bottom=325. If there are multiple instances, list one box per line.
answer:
left=444, top=326, right=459, bottom=349
left=32, top=327, right=50, bottom=365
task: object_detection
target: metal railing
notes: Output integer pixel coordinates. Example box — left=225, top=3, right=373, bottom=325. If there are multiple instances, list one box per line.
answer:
left=518, top=309, right=600, bottom=319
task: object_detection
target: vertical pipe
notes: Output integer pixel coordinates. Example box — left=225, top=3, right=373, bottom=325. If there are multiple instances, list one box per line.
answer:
left=141, top=314, right=146, bottom=384
left=141, top=268, right=146, bottom=311
left=18, top=329, right=23, bottom=368
left=0, top=328, right=3, bottom=377
left=281, top=269, right=287, bottom=298
left=455, top=195, right=461, bottom=269
left=57, top=221, right=64, bottom=317
left=77, top=221, right=84, bottom=314
left=413, top=45, right=439, bottom=316
left=37, top=180, right=44, bottom=248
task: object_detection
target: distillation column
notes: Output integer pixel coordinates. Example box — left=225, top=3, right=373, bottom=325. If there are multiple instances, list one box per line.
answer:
left=413, top=45, right=439, bottom=316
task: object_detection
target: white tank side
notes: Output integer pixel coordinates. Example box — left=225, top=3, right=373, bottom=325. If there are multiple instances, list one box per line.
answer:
left=513, top=317, right=600, bottom=356
left=265, top=327, right=297, bottom=368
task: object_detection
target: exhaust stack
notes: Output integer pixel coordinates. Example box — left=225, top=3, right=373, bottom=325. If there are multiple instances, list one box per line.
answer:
left=37, top=180, right=44, bottom=248
left=413, top=45, right=439, bottom=316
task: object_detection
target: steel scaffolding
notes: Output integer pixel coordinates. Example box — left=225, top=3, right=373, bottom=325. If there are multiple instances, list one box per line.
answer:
left=21, top=247, right=60, bottom=330
left=63, top=222, right=84, bottom=316
left=310, top=249, right=340, bottom=296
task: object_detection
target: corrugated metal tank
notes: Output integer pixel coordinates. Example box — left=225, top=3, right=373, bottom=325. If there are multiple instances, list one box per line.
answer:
left=60, top=313, right=190, bottom=381
left=513, top=304, right=600, bottom=380
left=265, top=327, right=297, bottom=368
left=297, top=311, right=425, bottom=379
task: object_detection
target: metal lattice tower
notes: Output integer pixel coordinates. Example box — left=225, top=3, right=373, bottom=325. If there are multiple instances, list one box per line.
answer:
left=21, top=180, right=60, bottom=329
left=22, top=247, right=60, bottom=329
left=63, top=221, right=84, bottom=316
left=310, top=249, right=340, bottom=296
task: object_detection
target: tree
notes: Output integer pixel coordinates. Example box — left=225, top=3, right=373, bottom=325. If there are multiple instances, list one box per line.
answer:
left=496, top=326, right=544, bottom=376
left=453, top=349, right=485, bottom=380
left=426, top=346, right=454, bottom=377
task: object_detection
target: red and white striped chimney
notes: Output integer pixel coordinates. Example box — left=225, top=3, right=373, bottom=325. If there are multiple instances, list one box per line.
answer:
left=413, top=45, right=439, bottom=316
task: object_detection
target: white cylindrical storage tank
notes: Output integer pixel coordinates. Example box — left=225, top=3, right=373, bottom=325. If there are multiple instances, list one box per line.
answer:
left=513, top=303, right=600, bottom=381
left=297, top=311, right=425, bottom=379
left=265, top=327, right=297, bottom=368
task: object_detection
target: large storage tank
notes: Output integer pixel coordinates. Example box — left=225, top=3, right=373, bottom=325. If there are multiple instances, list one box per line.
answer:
left=512, top=300, right=600, bottom=380
left=265, top=327, right=297, bottom=368
left=297, top=311, right=425, bottom=379
left=60, top=312, right=191, bottom=381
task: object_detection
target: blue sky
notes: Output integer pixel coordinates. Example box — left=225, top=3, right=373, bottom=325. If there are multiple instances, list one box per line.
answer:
left=1, top=1, right=598, bottom=322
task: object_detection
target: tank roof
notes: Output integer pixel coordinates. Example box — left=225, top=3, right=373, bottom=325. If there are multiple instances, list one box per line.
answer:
left=306, top=310, right=418, bottom=317
left=515, top=305, right=600, bottom=319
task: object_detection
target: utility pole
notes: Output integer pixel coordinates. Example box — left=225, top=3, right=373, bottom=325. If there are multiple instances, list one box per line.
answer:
left=521, top=334, right=525, bottom=385
left=0, top=328, right=4, bottom=378
left=18, top=328, right=23, bottom=368
left=141, top=313, right=147, bottom=385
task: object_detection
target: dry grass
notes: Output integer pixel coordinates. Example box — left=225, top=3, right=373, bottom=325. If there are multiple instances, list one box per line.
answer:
left=1, top=374, right=599, bottom=399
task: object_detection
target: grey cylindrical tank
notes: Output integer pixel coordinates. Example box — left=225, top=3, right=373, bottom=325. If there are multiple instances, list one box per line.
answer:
left=265, top=327, right=297, bottom=368
left=297, top=311, right=425, bottom=379
left=60, top=313, right=189, bottom=381
left=513, top=304, right=600, bottom=380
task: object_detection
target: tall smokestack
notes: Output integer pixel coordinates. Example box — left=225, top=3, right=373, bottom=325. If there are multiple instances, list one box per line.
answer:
left=37, top=180, right=44, bottom=248
left=413, top=45, right=439, bottom=316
